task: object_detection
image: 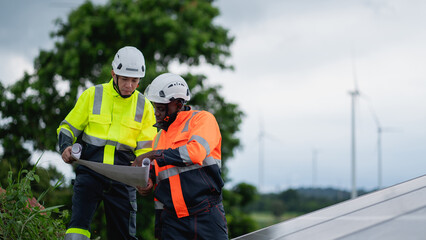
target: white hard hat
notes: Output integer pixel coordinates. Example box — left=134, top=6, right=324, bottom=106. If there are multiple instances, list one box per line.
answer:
left=112, top=46, right=146, bottom=78
left=144, top=73, right=191, bottom=104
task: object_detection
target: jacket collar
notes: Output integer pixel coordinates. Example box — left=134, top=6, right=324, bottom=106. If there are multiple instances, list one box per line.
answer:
left=107, top=78, right=139, bottom=98
left=107, top=78, right=120, bottom=97
left=158, top=107, right=192, bottom=132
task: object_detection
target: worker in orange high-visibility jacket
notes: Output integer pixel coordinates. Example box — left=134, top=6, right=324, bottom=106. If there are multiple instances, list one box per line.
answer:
left=57, top=46, right=157, bottom=240
left=133, top=73, right=228, bottom=240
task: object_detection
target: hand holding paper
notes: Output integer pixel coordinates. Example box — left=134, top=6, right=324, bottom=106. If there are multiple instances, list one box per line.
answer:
left=70, top=143, right=151, bottom=188
left=136, top=178, right=154, bottom=196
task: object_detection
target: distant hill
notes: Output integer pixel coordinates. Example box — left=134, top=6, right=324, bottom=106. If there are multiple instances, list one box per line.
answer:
left=246, top=186, right=373, bottom=215
left=296, top=187, right=371, bottom=201
left=296, top=187, right=350, bottom=201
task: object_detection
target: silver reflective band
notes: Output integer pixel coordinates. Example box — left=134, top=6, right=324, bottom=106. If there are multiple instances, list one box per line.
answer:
left=137, top=140, right=153, bottom=150
left=59, top=128, right=73, bottom=139
left=82, top=133, right=134, bottom=151
left=189, top=135, right=210, bottom=156
left=157, top=157, right=220, bottom=182
left=93, top=85, right=103, bottom=115
left=178, top=135, right=210, bottom=164
left=134, top=93, right=145, bottom=122
left=60, top=120, right=82, bottom=138
left=181, top=111, right=199, bottom=133
left=64, top=233, right=90, bottom=240
left=214, top=158, right=222, bottom=169
left=178, top=145, right=191, bottom=164
left=126, top=67, right=138, bottom=71
left=153, top=130, right=163, bottom=149
left=155, top=201, right=164, bottom=210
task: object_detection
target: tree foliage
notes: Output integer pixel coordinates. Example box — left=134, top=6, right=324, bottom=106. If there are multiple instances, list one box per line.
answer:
left=0, top=0, right=242, bottom=172
left=0, top=0, right=245, bottom=238
left=247, top=188, right=352, bottom=216
left=223, top=183, right=259, bottom=238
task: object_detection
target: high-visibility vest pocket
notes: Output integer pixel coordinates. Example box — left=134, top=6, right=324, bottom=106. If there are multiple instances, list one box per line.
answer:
left=172, top=132, right=190, bottom=148
left=87, top=115, right=111, bottom=138
left=119, top=117, right=142, bottom=146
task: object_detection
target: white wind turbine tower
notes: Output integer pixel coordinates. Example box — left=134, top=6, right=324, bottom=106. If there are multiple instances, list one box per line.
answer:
left=364, top=99, right=398, bottom=190
left=372, top=113, right=385, bottom=189
left=258, top=116, right=265, bottom=191
left=312, top=148, right=319, bottom=187
left=348, top=55, right=360, bottom=199
left=257, top=116, right=279, bottom=192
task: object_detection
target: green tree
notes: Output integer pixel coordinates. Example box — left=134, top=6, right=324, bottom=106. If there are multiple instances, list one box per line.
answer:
left=279, top=188, right=300, bottom=212
left=233, top=183, right=258, bottom=207
left=223, top=183, right=259, bottom=238
left=270, top=199, right=285, bottom=220
left=0, top=0, right=244, bottom=238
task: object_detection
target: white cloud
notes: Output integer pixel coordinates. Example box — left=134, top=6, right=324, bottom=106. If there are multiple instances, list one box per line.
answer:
left=212, top=0, right=426, bottom=192
left=31, top=150, right=75, bottom=185
left=0, top=51, right=34, bottom=86
left=2, top=0, right=426, bottom=192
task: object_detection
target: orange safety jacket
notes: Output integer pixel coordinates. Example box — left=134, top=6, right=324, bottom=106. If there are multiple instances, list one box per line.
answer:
left=152, top=109, right=224, bottom=218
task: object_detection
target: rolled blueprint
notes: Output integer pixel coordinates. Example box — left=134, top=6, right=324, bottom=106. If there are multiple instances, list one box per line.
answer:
left=71, top=143, right=82, bottom=160
left=142, top=158, right=150, bottom=167
left=70, top=143, right=150, bottom=188
left=142, top=158, right=150, bottom=185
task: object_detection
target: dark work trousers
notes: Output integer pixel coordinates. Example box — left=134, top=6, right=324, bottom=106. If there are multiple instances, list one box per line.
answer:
left=69, top=165, right=138, bottom=240
left=159, top=201, right=228, bottom=240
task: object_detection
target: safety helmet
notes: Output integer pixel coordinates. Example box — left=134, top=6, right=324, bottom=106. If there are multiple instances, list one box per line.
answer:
left=112, top=46, right=146, bottom=78
left=144, top=73, right=191, bottom=104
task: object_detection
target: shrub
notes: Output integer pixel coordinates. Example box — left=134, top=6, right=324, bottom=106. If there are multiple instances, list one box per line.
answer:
left=0, top=165, right=68, bottom=239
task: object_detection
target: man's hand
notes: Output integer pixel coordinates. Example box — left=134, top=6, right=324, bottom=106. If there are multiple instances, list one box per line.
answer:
left=132, top=150, right=162, bottom=166
left=136, top=178, right=153, bottom=196
left=61, top=146, right=76, bottom=164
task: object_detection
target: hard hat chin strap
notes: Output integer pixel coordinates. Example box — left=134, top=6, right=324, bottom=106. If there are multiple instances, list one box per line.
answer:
left=154, top=103, right=180, bottom=131
left=113, top=75, right=133, bottom=98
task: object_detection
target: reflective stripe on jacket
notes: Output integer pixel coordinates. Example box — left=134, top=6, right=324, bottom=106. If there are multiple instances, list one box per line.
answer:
left=57, top=79, right=157, bottom=165
left=152, top=110, right=224, bottom=218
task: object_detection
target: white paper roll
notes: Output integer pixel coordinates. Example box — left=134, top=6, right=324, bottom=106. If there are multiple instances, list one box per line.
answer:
left=142, top=158, right=150, bottom=167
left=71, top=143, right=82, bottom=160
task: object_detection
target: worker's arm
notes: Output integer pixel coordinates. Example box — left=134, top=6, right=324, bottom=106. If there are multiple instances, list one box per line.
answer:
left=57, top=88, right=91, bottom=163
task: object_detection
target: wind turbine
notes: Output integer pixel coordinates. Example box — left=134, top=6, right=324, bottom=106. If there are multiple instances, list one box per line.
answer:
left=364, top=99, right=399, bottom=190
left=257, top=116, right=280, bottom=192
left=312, top=148, right=319, bottom=187
left=348, top=55, right=360, bottom=199
left=375, top=126, right=399, bottom=189
left=368, top=104, right=385, bottom=189
left=258, top=116, right=265, bottom=191
left=376, top=121, right=384, bottom=189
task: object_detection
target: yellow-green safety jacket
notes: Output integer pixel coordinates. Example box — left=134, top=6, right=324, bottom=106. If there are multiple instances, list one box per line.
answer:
left=57, top=79, right=157, bottom=165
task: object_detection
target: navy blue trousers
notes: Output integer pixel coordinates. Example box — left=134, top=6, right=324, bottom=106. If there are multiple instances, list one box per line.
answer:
left=158, top=202, right=228, bottom=240
left=69, top=166, right=138, bottom=240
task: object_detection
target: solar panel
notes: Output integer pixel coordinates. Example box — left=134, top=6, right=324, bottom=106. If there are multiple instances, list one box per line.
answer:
left=233, top=175, right=426, bottom=240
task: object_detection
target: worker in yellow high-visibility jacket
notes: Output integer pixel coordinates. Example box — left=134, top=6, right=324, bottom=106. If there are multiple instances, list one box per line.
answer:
left=57, top=46, right=157, bottom=240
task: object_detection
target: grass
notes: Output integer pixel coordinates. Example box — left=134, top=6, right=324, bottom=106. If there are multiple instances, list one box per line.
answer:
left=250, top=212, right=303, bottom=229
left=0, top=158, right=68, bottom=239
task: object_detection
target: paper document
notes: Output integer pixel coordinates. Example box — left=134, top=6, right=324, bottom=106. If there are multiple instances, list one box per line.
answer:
left=71, top=143, right=150, bottom=188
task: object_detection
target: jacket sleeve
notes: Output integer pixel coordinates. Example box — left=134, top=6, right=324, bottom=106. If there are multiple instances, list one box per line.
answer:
left=157, top=111, right=221, bottom=167
left=56, top=88, right=91, bottom=153
left=134, top=99, right=157, bottom=157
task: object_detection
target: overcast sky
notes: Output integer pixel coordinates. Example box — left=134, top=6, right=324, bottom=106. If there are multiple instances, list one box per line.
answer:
left=1, top=0, right=425, bottom=193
